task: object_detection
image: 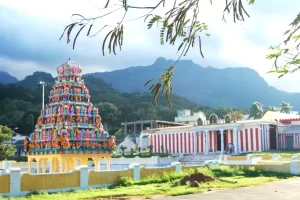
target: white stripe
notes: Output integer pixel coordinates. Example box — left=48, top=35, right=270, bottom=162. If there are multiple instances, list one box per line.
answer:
left=242, top=130, right=246, bottom=152
left=238, top=130, right=242, bottom=152
left=211, top=132, right=215, bottom=152
left=166, top=134, right=169, bottom=153
left=247, top=128, right=251, bottom=152
left=258, top=127, right=262, bottom=152
left=174, top=133, right=177, bottom=153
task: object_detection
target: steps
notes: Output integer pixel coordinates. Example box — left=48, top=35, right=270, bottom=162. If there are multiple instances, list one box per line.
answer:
left=179, top=154, right=220, bottom=166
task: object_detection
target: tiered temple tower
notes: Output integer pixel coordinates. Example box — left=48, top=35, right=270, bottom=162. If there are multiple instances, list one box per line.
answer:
left=24, top=60, right=116, bottom=173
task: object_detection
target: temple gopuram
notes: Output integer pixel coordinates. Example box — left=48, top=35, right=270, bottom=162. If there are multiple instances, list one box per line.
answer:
left=24, top=60, right=116, bottom=173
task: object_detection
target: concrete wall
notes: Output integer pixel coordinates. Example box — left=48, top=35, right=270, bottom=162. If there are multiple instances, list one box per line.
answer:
left=0, top=162, right=182, bottom=197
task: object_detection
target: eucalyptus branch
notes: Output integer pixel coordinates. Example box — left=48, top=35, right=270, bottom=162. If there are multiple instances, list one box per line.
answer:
left=60, top=0, right=254, bottom=106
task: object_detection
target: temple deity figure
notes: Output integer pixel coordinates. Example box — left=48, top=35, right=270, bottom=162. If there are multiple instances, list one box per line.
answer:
left=53, top=106, right=57, bottom=116
left=60, top=104, right=64, bottom=115
left=70, top=88, right=73, bottom=95
left=76, top=106, right=80, bottom=116
left=70, top=128, right=75, bottom=140
left=80, top=129, right=84, bottom=139
left=50, top=106, right=53, bottom=116
left=88, top=107, right=92, bottom=117
left=85, top=129, right=90, bottom=140
left=81, top=90, right=85, bottom=101
left=58, top=106, right=61, bottom=115
left=61, top=88, right=64, bottom=95
left=80, top=105, right=84, bottom=116
left=70, top=105, right=75, bottom=115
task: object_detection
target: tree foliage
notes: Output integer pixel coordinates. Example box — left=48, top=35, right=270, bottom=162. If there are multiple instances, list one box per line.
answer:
left=60, top=0, right=255, bottom=106
left=0, top=125, right=16, bottom=158
left=280, top=101, right=293, bottom=114
left=248, top=102, right=263, bottom=119
left=267, top=13, right=300, bottom=77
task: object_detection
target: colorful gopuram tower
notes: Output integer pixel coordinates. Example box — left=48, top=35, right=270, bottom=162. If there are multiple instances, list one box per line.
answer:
left=24, top=60, right=116, bottom=173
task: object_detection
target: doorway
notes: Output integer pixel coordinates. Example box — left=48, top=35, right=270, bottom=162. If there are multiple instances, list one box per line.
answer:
left=216, top=131, right=227, bottom=152
left=286, top=136, right=293, bottom=150
left=269, top=125, right=277, bottom=150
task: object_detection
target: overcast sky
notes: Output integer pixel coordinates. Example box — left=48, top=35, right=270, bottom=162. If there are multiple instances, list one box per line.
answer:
left=0, top=0, right=299, bottom=92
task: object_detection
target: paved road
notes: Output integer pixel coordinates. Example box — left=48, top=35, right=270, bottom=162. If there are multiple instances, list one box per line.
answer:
left=151, top=178, right=300, bottom=200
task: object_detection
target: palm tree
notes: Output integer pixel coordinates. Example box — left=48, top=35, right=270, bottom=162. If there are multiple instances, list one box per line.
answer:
left=248, top=102, right=264, bottom=119
left=280, top=101, right=293, bottom=114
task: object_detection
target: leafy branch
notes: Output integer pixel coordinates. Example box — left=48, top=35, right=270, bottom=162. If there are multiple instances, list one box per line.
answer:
left=267, top=13, right=300, bottom=78
left=60, top=0, right=253, bottom=106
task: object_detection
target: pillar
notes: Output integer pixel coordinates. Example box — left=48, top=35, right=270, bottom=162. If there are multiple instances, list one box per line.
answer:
left=171, top=162, right=181, bottom=173
left=233, top=128, right=238, bottom=154
left=220, top=129, right=224, bottom=155
left=133, top=123, right=136, bottom=135
left=105, top=157, right=111, bottom=171
left=130, top=163, right=141, bottom=181
left=49, top=158, right=53, bottom=173
left=10, top=168, right=21, bottom=196
left=27, top=158, right=32, bottom=174
left=42, top=159, right=47, bottom=173
left=59, top=158, right=64, bottom=173
left=93, top=158, right=101, bottom=171
left=124, top=123, right=127, bottom=135
left=79, top=166, right=89, bottom=189
left=205, top=130, right=209, bottom=155
left=36, top=158, right=41, bottom=174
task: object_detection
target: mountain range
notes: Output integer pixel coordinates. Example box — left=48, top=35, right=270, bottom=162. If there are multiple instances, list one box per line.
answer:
left=1, top=57, right=300, bottom=110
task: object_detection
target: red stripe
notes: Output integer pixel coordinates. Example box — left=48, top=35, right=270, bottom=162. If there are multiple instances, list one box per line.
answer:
left=209, top=131, right=212, bottom=152
left=250, top=128, right=254, bottom=151
left=230, top=130, right=234, bottom=145
left=240, top=130, right=244, bottom=152
left=188, top=132, right=191, bottom=153
left=176, top=133, right=179, bottom=153
left=153, top=135, right=156, bottom=153
left=255, top=128, right=259, bottom=151
left=180, top=133, right=183, bottom=153
left=165, top=134, right=167, bottom=151
left=161, top=134, right=164, bottom=153
left=172, top=134, right=174, bottom=153
left=157, top=135, right=160, bottom=153
left=184, top=132, right=187, bottom=153
left=196, top=132, right=199, bottom=153
left=202, top=133, right=205, bottom=153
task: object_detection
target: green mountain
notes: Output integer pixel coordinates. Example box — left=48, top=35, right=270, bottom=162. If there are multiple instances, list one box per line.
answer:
left=0, top=71, right=18, bottom=84
left=89, top=57, right=300, bottom=110
left=0, top=73, right=200, bottom=135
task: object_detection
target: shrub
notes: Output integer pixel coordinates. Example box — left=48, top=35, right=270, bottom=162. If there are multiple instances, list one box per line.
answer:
left=118, top=177, right=134, bottom=187
left=0, top=156, right=28, bottom=162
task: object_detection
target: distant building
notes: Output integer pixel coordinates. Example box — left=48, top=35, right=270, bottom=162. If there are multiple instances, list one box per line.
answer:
left=3, top=133, right=26, bottom=156
left=121, top=120, right=185, bottom=136
left=175, top=110, right=207, bottom=125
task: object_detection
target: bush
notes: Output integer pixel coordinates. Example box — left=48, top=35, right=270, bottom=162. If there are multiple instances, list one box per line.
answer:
left=118, top=177, right=134, bottom=187
left=0, top=156, right=28, bottom=162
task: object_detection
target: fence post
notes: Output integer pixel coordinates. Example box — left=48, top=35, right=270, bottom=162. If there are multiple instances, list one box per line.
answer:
left=247, top=154, right=252, bottom=164
left=171, top=162, right=181, bottom=173
left=290, top=161, right=300, bottom=175
left=79, top=165, right=89, bottom=189
left=10, top=168, right=21, bottom=196
left=129, top=163, right=141, bottom=181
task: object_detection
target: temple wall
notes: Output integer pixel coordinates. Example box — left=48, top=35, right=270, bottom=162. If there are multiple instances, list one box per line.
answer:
left=21, top=171, right=80, bottom=191
left=0, top=174, right=10, bottom=193
left=88, top=170, right=133, bottom=186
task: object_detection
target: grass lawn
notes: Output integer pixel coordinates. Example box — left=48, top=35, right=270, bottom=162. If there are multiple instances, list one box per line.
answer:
left=240, top=150, right=300, bottom=156
left=2, top=166, right=296, bottom=200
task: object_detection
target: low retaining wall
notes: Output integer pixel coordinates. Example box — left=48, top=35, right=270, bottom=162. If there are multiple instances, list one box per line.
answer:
left=0, top=162, right=182, bottom=197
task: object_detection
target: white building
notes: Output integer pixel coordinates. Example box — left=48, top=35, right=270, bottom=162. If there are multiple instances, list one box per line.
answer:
left=175, top=110, right=208, bottom=125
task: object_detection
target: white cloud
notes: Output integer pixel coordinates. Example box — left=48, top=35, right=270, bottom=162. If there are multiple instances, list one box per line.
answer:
left=0, top=0, right=300, bottom=93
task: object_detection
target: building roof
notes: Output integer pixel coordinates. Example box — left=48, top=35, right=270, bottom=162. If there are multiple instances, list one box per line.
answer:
left=141, top=119, right=275, bottom=135
left=279, top=125, right=300, bottom=134
left=121, top=120, right=185, bottom=126
left=262, top=111, right=299, bottom=121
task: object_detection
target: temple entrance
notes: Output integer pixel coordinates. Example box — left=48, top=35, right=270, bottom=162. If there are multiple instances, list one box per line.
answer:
left=216, top=131, right=227, bottom=152
left=269, top=125, right=277, bottom=150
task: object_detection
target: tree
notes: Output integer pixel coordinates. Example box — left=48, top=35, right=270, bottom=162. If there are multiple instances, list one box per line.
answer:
left=95, top=102, right=121, bottom=132
left=0, top=125, right=16, bottom=158
left=227, top=110, right=244, bottom=121
left=267, top=14, right=300, bottom=78
left=61, top=0, right=255, bottom=106
left=248, top=102, right=263, bottom=120
left=280, top=101, right=293, bottom=114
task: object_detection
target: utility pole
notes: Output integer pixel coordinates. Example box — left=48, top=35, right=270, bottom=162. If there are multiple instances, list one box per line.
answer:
left=38, top=81, right=46, bottom=109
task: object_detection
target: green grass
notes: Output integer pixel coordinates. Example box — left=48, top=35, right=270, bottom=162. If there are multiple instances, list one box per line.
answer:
left=1, top=166, right=296, bottom=200
left=239, top=150, right=300, bottom=156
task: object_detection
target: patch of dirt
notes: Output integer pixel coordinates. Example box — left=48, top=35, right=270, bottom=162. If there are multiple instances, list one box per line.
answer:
left=180, top=173, right=216, bottom=186
left=89, top=194, right=166, bottom=200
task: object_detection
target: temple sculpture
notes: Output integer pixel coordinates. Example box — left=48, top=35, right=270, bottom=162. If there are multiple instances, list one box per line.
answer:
left=24, top=60, right=116, bottom=173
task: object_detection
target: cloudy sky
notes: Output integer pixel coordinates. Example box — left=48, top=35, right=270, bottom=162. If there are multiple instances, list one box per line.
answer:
left=0, top=0, right=299, bottom=92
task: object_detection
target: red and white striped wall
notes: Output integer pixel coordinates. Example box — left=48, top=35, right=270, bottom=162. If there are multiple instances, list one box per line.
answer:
left=278, top=134, right=300, bottom=149
left=148, top=125, right=271, bottom=154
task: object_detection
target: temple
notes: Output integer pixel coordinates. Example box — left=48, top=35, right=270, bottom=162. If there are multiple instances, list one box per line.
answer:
left=23, top=60, right=116, bottom=173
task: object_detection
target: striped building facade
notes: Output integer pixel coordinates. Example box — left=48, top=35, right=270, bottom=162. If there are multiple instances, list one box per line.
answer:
left=142, top=120, right=275, bottom=154
left=277, top=119, right=300, bottom=149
